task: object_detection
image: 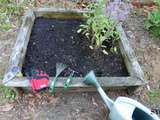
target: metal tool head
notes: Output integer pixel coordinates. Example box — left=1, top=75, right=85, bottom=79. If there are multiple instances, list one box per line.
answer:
left=56, top=63, right=67, bottom=76
left=84, top=71, right=100, bottom=88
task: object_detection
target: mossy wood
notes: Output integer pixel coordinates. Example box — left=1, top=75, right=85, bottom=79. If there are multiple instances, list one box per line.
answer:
left=3, top=8, right=146, bottom=91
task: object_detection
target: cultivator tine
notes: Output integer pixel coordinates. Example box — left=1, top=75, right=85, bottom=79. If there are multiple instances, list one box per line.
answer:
left=56, top=63, right=67, bottom=77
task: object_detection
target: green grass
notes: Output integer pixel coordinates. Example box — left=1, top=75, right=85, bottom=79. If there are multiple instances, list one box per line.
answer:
left=0, top=85, right=18, bottom=104
left=0, top=75, right=18, bottom=103
left=0, top=75, right=18, bottom=104
left=144, top=0, right=160, bottom=37
left=0, top=75, right=3, bottom=80
left=0, top=0, right=78, bottom=31
left=147, top=89, right=160, bottom=104
left=0, top=0, right=30, bottom=31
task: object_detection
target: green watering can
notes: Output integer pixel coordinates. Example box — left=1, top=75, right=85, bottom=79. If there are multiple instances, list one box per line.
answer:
left=84, top=71, right=160, bottom=120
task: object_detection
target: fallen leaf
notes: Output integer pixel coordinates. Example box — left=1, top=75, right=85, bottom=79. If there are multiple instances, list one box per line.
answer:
left=0, top=104, right=14, bottom=112
left=89, top=46, right=93, bottom=49
left=102, top=50, right=108, bottom=55
left=92, top=97, right=98, bottom=107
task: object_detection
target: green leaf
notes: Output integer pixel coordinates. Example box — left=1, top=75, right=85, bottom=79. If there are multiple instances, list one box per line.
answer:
left=150, top=26, right=160, bottom=37
left=77, top=29, right=82, bottom=33
left=85, top=32, right=89, bottom=36
left=144, top=21, right=153, bottom=29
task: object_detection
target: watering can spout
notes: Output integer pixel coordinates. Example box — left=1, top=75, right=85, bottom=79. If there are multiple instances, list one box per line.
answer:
left=84, top=71, right=100, bottom=88
left=84, top=71, right=114, bottom=110
left=84, top=71, right=160, bottom=120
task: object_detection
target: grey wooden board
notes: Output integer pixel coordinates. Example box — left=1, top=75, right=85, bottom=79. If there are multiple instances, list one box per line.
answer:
left=3, top=10, right=35, bottom=83
left=3, top=8, right=146, bottom=89
left=116, top=23, right=144, bottom=81
left=5, top=77, right=145, bottom=88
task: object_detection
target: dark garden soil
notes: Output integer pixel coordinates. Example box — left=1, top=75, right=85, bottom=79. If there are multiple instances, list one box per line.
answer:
left=22, top=17, right=128, bottom=77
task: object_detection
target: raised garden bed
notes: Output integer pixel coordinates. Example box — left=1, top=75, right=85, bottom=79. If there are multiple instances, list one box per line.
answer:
left=3, top=8, right=146, bottom=90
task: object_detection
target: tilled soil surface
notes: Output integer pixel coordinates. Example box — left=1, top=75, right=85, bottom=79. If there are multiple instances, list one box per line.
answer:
left=22, top=17, right=128, bottom=77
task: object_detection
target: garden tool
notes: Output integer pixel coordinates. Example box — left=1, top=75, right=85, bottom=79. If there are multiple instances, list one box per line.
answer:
left=84, top=71, right=160, bottom=120
left=29, top=69, right=49, bottom=91
left=64, top=71, right=75, bottom=89
left=49, top=63, right=67, bottom=93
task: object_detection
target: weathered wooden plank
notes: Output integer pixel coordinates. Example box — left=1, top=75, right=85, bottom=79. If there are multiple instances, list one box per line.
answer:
left=34, top=8, right=88, bottom=19
left=116, top=23, right=145, bottom=81
left=5, top=77, right=145, bottom=88
left=3, top=10, right=35, bottom=83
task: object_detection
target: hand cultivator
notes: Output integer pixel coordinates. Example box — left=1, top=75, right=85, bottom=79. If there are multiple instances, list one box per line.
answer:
left=49, top=63, right=67, bottom=93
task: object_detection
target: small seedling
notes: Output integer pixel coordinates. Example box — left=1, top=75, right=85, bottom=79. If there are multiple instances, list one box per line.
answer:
left=77, top=0, right=119, bottom=53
